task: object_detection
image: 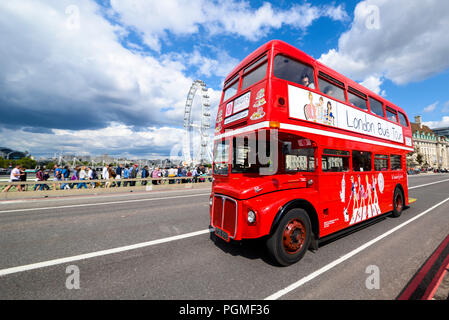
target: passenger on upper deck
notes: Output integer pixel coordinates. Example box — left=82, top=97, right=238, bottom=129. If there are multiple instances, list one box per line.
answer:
left=301, top=75, right=315, bottom=89
left=323, top=85, right=334, bottom=97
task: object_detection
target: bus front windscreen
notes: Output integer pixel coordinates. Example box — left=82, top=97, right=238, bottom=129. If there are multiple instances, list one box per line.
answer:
left=231, top=131, right=276, bottom=175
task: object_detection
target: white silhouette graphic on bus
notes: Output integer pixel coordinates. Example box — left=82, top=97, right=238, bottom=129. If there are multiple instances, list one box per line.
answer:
left=342, top=173, right=383, bottom=225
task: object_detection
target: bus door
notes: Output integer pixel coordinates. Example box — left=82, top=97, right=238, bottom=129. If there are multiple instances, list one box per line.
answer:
left=319, top=149, right=351, bottom=234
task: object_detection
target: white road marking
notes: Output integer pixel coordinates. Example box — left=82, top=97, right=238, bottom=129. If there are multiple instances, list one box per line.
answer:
left=0, top=229, right=213, bottom=277
left=0, top=200, right=28, bottom=204
left=409, top=178, right=449, bottom=190
left=264, top=197, right=449, bottom=300
left=0, top=193, right=210, bottom=214
left=407, top=173, right=447, bottom=178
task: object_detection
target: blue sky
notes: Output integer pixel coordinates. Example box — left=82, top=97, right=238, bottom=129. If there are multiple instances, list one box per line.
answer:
left=0, top=0, right=448, bottom=159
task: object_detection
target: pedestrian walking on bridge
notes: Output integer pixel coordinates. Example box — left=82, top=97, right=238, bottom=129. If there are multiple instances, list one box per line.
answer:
left=77, top=166, right=88, bottom=189
left=2, top=164, right=21, bottom=193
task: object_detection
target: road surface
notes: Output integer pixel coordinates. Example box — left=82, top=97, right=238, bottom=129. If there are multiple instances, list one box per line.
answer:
left=0, top=174, right=448, bottom=300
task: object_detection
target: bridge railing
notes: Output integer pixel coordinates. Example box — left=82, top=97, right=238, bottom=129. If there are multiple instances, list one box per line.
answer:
left=0, top=176, right=213, bottom=199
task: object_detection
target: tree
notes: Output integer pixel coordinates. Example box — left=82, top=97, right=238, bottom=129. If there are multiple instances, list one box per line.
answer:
left=0, top=157, right=7, bottom=168
left=17, top=157, right=37, bottom=169
left=0, top=157, right=36, bottom=169
left=416, top=153, right=424, bottom=166
left=45, top=161, right=55, bottom=170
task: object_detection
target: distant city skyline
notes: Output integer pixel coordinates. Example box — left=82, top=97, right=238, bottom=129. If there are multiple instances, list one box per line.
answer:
left=1, top=0, right=449, bottom=158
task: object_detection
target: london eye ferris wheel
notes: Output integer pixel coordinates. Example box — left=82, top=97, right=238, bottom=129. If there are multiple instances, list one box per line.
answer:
left=182, top=80, right=213, bottom=165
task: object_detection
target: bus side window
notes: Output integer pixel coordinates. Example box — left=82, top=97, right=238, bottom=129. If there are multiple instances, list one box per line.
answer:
left=223, top=80, right=239, bottom=102
left=241, top=60, right=268, bottom=91
left=348, top=87, right=368, bottom=111
left=318, top=77, right=345, bottom=102
left=374, top=154, right=389, bottom=171
left=386, top=107, right=398, bottom=123
left=272, top=55, right=315, bottom=89
left=369, top=97, right=384, bottom=117
left=391, top=155, right=402, bottom=170
left=282, top=135, right=316, bottom=173
left=398, top=111, right=409, bottom=127
left=322, top=149, right=349, bottom=172
left=352, top=151, right=372, bottom=172
left=285, top=149, right=315, bottom=172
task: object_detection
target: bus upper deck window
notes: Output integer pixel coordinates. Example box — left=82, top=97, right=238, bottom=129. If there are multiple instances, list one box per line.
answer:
left=386, top=107, right=398, bottom=122
left=318, top=77, right=345, bottom=102
left=398, top=111, right=408, bottom=127
left=223, top=77, right=239, bottom=102
left=273, top=55, right=315, bottom=89
left=241, top=56, right=268, bottom=91
left=369, top=97, right=384, bottom=117
left=348, top=87, right=368, bottom=111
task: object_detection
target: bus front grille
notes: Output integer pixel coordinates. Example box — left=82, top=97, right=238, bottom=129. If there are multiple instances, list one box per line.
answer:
left=212, top=195, right=238, bottom=239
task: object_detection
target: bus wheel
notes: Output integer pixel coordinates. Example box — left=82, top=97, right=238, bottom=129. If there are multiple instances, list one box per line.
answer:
left=392, top=187, right=404, bottom=218
left=266, top=208, right=311, bottom=266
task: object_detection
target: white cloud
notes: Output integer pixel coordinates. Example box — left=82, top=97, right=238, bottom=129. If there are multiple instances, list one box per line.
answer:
left=423, top=102, right=438, bottom=113
left=442, top=100, right=449, bottom=113
left=323, top=3, right=350, bottom=21
left=0, top=122, right=186, bottom=159
left=110, top=0, right=348, bottom=45
left=0, top=0, right=223, bottom=128
left=0, top=0, right=221, bottom=158
left=423, top=117, right=449, bottom=129
left=319, top=0, right=449, bottom=85
left=359, top=75, right=385, bottom=96
left=164, top=48, right=240, bottom=79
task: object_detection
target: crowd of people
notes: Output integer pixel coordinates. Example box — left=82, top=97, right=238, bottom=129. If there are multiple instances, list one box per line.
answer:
left=2, top=163, right=212, bottom=192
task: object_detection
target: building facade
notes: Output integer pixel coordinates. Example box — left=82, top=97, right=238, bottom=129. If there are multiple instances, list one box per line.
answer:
left=432, top=127, right=449, bottom=138
left=410, top=116, right=449, bottom=169
left=0, top=147, right=27, bottom=160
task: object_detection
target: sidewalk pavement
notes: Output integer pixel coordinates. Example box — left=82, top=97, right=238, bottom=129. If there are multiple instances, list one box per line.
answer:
left=0, top=181, right=212, bottom=200
left=397, top=234, right=449, bottom=300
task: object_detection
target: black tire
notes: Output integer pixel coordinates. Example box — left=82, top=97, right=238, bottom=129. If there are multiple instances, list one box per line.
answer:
left=266, top=208, right=312, bottom=266
left=392, top=187, right=404, bottom=218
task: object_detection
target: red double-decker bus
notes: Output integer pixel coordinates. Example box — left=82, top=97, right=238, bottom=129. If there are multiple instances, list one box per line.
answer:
left=210, top=40, right=413, bottom=266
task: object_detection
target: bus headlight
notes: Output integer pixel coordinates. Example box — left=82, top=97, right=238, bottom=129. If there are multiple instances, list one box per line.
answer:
left=247, top=210, right=256, bottom=224
left=209, top=197, right=213, bottom=207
